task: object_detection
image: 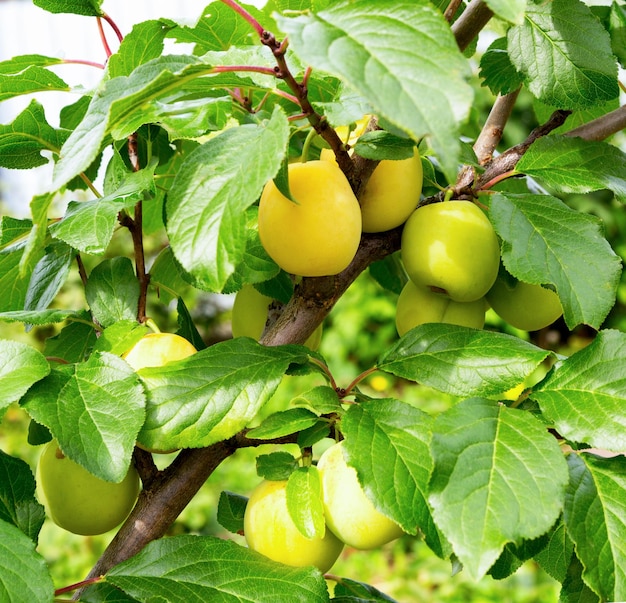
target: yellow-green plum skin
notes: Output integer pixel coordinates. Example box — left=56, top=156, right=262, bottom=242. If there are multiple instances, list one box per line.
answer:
left=401, top=200, right=500, bottom=302
left=317, top=441, right=404, bottom=550
left=395, top=280, right=485, bottom=336
left=122, top=332, right=197, bottom=370
left=258, top=160, right=361, bottom=277
left=231, top=284, right=323, bottom=350
left=487, top=277, right=563, bottom=331
left=36, top=440, right=140, bottom=536
left=244, top=479, right=344, bottom=572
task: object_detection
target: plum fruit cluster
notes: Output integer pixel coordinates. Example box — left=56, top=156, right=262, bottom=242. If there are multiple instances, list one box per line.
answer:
left=243, top=440, right=404, bottom=573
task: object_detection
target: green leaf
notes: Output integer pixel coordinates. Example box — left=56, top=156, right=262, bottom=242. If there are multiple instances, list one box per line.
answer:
left=0, top=340, right=49, bottom=411
left=0, top=100, right=68, bottom=169
left=256, top=451, right=299, bottom=481
left=166, top=108, right=289, bottom=292
left=246, top=408, right=319, bottom=439
left=483, top=0, right=526, bottom=24
left=107, top=534, right=330, bottom=603
left=342, top=400, right=437, bottom=547
left=44, top=313, right=97, bottom=363
left=21, top=353, right=145, bottom=483
left=217, top=491, right=247, bottom=535
left=507, top=0, right=619, bottom=109
left=534, top=517, right=574, bottom=584
left=0, top=54, right=64, bottom=75
left=107, top=20, right=174, bottom=79
left=0, top=520, right=54, bottom=603
left=149, top=246, right=192, bottom=303
left=24, top=242, right=74, bottom=313
left=559, top=553, right=602, bottom=603
left=0, top=247, right=30, bottom=312
left=429, top=397, right=569, bottom=579
left=277, top=0, right=473, bottom=181
left=331, top=577, right=398, bottom=602
left=92, top=321, right=148, bottom=357
left=516, top=135, right=626, bottom=201
left=378, top=324, right=550, bottom=398
left=479, top=37, right=525, bottom=96
left=292, top=385, right=343, bottom=415
left=85, top=258, right=140, bottom=328
left=50, top=160, right=157, bottom=254
left=0, top=450, right=45, bottom=543
left=0, top=309, right=81, bottom=325
left=33, top=0, right=102, bottom=16
left=287, top=466, right=326, bottom=539
left=565, top=453, right=626, bottom=601
left=353, top=131, right=415, bottom=161
left=137, top=338, right=308, bottom=451
left=610, top=1, right=626, bottom=68
left=490, top=192, right=621, bottom=330
left=20, top=193, right=54, bottom=280
left=0, top=66, right=69, bottom=103
left=532, top=330, right=626, bottom=452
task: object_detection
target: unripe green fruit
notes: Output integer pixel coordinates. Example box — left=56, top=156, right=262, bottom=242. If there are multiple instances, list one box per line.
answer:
left=401, top=200, right=500, bottom=302
left=36, top=440, right=140, bottom=536
left=396, top=280, right=485, bottom=336
left=258, top=160, right=361, bottom=277
left=232, top=284, right=322, bottom=350
left=317, top=441, right=404, bottom=550
left=487, top=277, right=563, bottom=331
left=244, top=479, right=344, bottom=572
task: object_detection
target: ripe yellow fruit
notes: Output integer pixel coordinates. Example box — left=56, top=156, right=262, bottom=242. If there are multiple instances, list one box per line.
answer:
left=317, top=441, right=404, bottom=550
left=244, top=479, right=344, bottom=572
left=231, top=284, right=322, bottom=350
left=401, top=200, right=500, bottom=302
left=36, top=440, right=140, bottom=535
left=486, top=277, right=563, bottom=331
left=258, top=160, right=361, bottom=277
left=395, top=280, right=485, bottom=336
left=122, top=332, right=197, bottom=371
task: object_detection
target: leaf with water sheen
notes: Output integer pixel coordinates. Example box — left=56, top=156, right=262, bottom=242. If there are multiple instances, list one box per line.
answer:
left=429, top=398, right=569, bottom=579
left=378, top=324, right=550, bottom=398
left=490, top=192, right=621, bottom=330
left=0, top=340, right=49, bottom=411
left=277, top=0, right=473, bottom=181
left=107, top=534, right=330, bottom=603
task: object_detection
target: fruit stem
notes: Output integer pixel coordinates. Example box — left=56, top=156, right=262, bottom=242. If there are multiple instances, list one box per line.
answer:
left=54, top=575, right=104, bottom=597
left=219, top=0, right=265, bottom=36
left=344, top=366, right=379, bottom=397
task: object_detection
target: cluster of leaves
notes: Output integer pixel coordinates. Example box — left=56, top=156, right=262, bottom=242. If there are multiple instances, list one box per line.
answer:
left=1, top=0, right=626, bottom=602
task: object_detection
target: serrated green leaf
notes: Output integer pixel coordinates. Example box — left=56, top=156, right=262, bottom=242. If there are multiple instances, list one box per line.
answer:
left=429, top=397, right=569, bottom=579
left=378, top=324, right=550, bottom=398
left=217, top=491, right=247, bottom=535
left=0, top=450, right=45, bottom=543
left=0, top=217, right=31, bottom=247
left=136, top=338, right=308, bottom=451
left=246, top=408, right=319, bottom=439
left=292, top=385, right=342, bottom=414
left=85, top=258, right=140, bottom=328
left=532, top=330, right=626, bottom=452
left=0, top=247, right=31, bottom=312
left=479, top=37, right=525, bottom=96
left=166, top=108, right=289, bottom=292
left=256, top=451, right=299, bottom=481
left=610, top=1, right=626, bottom=68
left=490, top=192, right=621, bottom=330
left=176, top=298, right=207, bottom=353
left=565, top=453, right=626, bottom=601
left=33, top=0, right=102, bottom=16
left=21, top=353, right=145, bottom=483
left=507, top=0, right=619, bottom=109
left=0, top=340, right=49, bottom=411
left=483, top=0, right=526, bottom=24
left=0, top=66, right=70, bottom=103
left=0, top=54, right=64, bottom=75
left=107, top=20, right=174, bottom=79
left=0, top=309, right=81, bottom=325
left=516, top=135, right=626, bottom=201
left=534, top=517, right=574, bottom=584
left=331, top=577, right=398, bottom=602
left=107, top=534, right=330, bottom=603
left=342, top=400, right=436, bottom=545
left=0, top=100, right=68, bottom=169
left=287, top=466, right=325, bottom=539
left=19, top=193, right=54, bottom=281
left=92, top=321, right=148, bottom=357
left=50, top=160, right=157, bottom=254
left=559, top=552, right=602, bottom=603
left=149, top=246, right=192, bottom=303
left=0, top=520, right=54, bottom=603
left=44, top=313, right=97, bottom=363
left=353, top=131, right=415, bottom=161
left=277, top=0, right=473, bottom=181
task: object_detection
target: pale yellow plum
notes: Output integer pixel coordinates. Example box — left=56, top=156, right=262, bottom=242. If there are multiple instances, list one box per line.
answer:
left=395, top=280, right=485, bottom=336
left=258, top=161, right=361, bottom=277
left=122, top=332, right=197, bottom=370
left=487, top=277, right=563, bottom=332
left=36, top=440, right=140, bottom=536
left=401, top=200, right=500, bottom=302
left=231, top=284, right=323, bottom=350
left=244, top=479, right=344, bottom=572
left=317, top=441, right=404, bottom=550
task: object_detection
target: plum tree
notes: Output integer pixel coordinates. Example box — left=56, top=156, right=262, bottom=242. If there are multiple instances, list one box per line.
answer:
left=317, top=441, right=404, bottom=550
left=36, top=440, right=140, bottom=536
left=401, top=200, right=500, bottom=302
left=258, top=160, right=361, bottom=277
left=487, top=276, right=563, bottom=332
left=395, top=280, right=486, bottom=336
left=243, top=479, right=344, bottom=573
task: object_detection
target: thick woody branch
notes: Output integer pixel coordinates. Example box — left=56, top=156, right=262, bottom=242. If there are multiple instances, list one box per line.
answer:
left=565, top=104, right=626, bottom=141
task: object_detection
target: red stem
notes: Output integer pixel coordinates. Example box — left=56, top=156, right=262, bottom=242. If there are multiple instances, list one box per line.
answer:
left=101, top=12, right=124, bottom=44
left=219, top=0, right=265, bottom=36
left=61, top=58, right=106, bottom=70
left=55, top=575, right=104, bottom=596
left=96, top=17, right=113, bottom=58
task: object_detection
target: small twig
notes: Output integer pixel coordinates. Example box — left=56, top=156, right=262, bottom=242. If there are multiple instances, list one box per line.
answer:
left=76, top=254, right=88, bottom=288
left=451, top=0, right=494, bottom=51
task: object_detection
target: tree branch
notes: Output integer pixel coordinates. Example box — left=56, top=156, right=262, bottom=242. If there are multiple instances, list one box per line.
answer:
left=565, top=104, right=626, bottom=141
left=451, top=0, right=494, bottom=51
